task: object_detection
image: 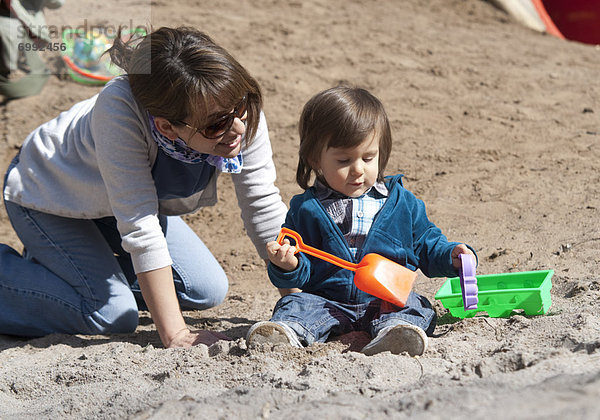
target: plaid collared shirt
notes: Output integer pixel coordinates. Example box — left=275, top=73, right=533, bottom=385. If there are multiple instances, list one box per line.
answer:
left=314, top=179, right=388, bottom=258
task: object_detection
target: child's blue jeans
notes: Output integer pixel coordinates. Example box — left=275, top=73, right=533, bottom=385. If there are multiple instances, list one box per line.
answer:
left=270, top=291, right=436, bottom=346
left=0, top=200, right=228, bottom=337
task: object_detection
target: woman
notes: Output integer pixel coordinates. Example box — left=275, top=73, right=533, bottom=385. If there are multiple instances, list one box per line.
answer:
left=0, top=27, right=287, bottom=348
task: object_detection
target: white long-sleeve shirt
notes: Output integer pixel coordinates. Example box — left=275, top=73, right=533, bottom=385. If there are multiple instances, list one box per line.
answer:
left=4, top=76, right=287, bottom=273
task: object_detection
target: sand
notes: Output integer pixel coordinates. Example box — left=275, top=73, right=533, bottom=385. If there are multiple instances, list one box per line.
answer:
left=1, top=0, right=599, bottom=418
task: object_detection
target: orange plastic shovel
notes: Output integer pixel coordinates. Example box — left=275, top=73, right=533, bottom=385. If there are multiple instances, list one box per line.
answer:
left=277, top=228, right=416, bottom=307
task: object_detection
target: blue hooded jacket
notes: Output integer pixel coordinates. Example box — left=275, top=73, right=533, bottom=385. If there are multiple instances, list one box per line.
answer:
left=268, top=174, right=475, bottom=304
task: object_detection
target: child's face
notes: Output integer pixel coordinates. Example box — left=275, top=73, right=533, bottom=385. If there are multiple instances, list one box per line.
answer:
left=316, top=132, right=380, bottom=197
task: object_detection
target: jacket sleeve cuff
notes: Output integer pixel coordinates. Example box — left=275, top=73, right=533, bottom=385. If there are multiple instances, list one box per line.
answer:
left=267, top=255, right=308, bottom=289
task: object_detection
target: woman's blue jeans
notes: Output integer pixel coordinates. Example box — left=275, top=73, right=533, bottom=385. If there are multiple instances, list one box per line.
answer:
left=270, top=291, right=436, bottom=346
left=0, top=201, right=228, bottom=337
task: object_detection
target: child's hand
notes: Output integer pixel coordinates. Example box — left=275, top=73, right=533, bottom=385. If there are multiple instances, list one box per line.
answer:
left=266, top=239, right=299, bottom=272
left=451, top=244, right=475, bottom=269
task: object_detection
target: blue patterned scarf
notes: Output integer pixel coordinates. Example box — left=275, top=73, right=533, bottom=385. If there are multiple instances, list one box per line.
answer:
left=148, top=114, right=243, bottom=173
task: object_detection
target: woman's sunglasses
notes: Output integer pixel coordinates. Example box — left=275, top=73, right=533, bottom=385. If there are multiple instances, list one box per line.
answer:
left=177, top=96, right=248, bottom=140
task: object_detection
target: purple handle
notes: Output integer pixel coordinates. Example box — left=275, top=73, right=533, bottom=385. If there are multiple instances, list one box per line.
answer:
left=459, top=254, right=478, bottom=310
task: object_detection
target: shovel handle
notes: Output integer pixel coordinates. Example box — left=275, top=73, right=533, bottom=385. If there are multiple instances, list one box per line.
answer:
left=276, top=228, right=358, bottom=272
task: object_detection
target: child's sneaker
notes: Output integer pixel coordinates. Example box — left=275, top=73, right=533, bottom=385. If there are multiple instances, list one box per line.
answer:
left=246, top=321, right=303, bottom=348
left=361, top=324, right=428, bottom=356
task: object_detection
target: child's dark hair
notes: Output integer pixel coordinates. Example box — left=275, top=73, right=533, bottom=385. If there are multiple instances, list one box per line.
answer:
left=296, top=86, right=393, bottom=190
left=108, top=26, right=263, bottom=143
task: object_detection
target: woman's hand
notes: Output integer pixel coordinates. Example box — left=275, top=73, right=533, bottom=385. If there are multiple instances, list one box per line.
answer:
left=266, top=239, right=299, bottom=272
left=451, top=244, right=475, bottom=269
left=138, top=266, right=231, bottom=349
left=167, top=328, right=231, bottom=348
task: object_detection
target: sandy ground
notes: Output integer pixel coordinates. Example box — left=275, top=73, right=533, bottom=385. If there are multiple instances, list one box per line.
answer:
left=1, top=0, right=600, bottom=418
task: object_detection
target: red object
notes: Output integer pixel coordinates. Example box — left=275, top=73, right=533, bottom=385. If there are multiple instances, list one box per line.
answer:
left=62, top=55, right=113, bottom=82
left=533, top=0, right=600, bottom=44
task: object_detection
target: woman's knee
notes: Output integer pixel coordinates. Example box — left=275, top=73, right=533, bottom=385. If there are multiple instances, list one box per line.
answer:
left=85, top=294, right=139, bottom=334
left=177, top=270, right=229, bottom=310
left=202, top=276, right=229, bottom=307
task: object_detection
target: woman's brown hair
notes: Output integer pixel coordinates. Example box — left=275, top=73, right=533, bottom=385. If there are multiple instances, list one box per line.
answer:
left=296, top=86, right=393, bottom=190
left=108, top=26, right=263, bottom=143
